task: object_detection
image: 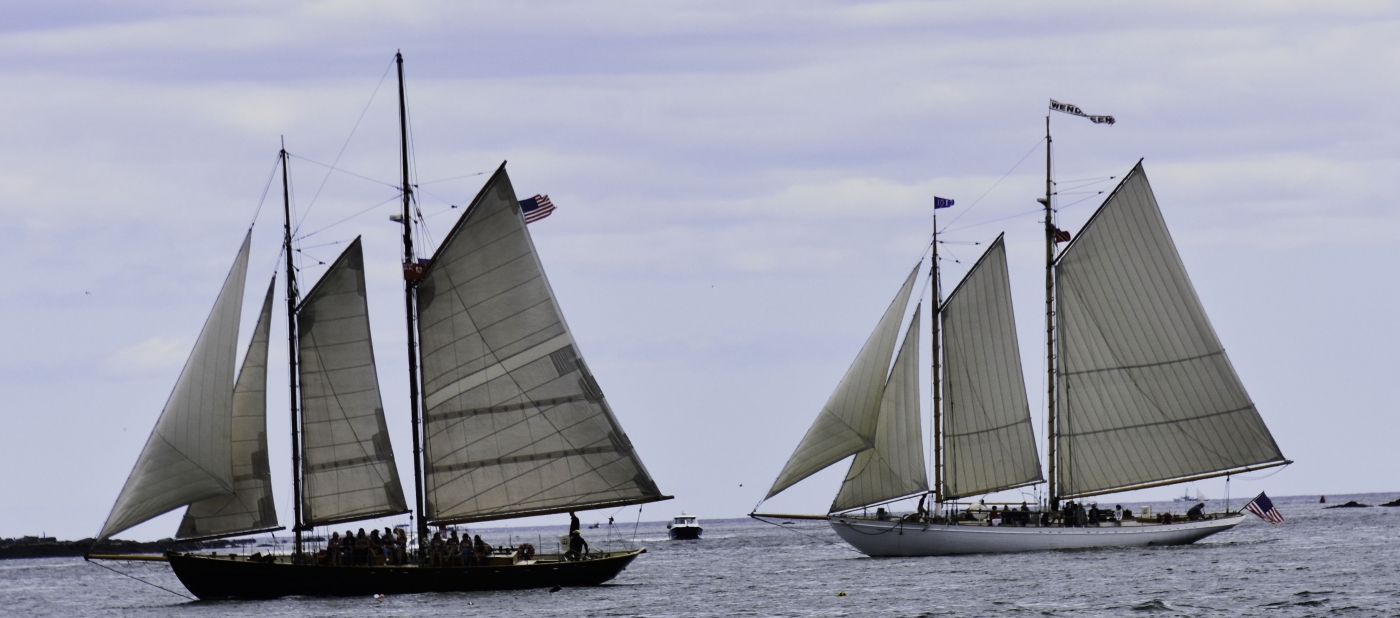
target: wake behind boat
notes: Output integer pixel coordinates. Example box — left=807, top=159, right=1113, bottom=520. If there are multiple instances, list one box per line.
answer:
left=753, top=103, right=1289, bottom=556
left=89, top=53, right=669, bottom=599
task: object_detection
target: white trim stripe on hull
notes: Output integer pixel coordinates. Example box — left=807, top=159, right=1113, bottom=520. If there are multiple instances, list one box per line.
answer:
left=829, top=513, right=1244, bottom=556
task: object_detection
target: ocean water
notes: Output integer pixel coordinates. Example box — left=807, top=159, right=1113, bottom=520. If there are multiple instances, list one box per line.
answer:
left=5, top=493, right=1398, bottom=617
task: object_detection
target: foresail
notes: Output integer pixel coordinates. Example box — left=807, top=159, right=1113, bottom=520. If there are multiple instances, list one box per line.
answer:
left=298, top=238, right=408, bottom=525
left=1054, top=163, right=1286, bottom=498
left=765, top=263, right=920, bottom=501
left=831, top=306, right=928, bottom=512
left=941, top=235, right=1042, bottom=499
left=177, top=278, right=280, bottom=540
left=417, top=165, right=664, bottom=524
left=99, top=232, right=251, bottom=540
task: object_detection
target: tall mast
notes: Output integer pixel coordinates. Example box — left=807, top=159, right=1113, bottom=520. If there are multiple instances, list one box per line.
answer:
left=1041, top=116, right=1058, bottom=509
left=396, top=51, right=429, bottom=556
left=931, top=212, right=943, bottom=505
left=280, top=140, right=304, bottom=557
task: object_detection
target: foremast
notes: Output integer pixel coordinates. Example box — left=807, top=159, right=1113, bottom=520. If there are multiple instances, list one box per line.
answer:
left=931, top=212, right=943, bottom=506
left=280, top=142, right=305, bottom=557
left=394, top=51, right=430, bottom=558
left=1041, top=116, right=1058, bottom=510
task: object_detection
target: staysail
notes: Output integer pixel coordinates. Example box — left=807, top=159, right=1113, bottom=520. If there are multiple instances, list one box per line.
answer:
left=766, top=263, right=920, bottom=500
left=297, top=237, right=408, bottom=525
left=416, top=165, right=665, bottom=524
left=941, top=235, right=1042, bottom=499
left=99, top=232, right=251, bottom=540
left=177, top=278, right=281, bottom=540
left=831, top=305, right=928, bottom=512
left=1054, top=162, right=1287, bottom=498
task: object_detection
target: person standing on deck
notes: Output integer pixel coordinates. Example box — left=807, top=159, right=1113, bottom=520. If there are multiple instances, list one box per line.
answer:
left=569, top=511, right=580, bottom=536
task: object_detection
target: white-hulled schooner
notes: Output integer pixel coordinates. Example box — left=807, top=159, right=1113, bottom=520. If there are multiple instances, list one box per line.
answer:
left=88, top=53, right=669, bottom=598
left=753, top=119, right=1289, bottom=556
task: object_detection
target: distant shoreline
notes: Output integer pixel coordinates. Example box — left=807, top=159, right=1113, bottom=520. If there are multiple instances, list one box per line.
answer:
left=0, top=536, right=240, bottom=560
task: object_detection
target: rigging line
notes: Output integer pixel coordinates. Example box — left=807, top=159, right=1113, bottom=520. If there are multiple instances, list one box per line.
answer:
left=1055, top=178, right=1116, bottom=193
left=943, top=207, right=1043, bottom=234
left=288, top=153, right=400, bottom=192
left=296, top=58, right=396, bottom=228
left=296, top=194, right=403, bottom=240
left=419, top=170, right=488, bottom=185
left=1057, top=176, right=1115, bottom=185
left=751, top=515, right=861, bottom=551
left=87, top=559, right=195, bottom=601
left=297, top=239, right=351, bottom=251
left=294, top=248, right=329, bottom=266
left=939, top=137, right=1046, bottom=232
left=1229, top=463, right=1289, bottom=481
left=1055, top=193, right=1103, bottom=212
left=247, top=151, right=283, bottom=230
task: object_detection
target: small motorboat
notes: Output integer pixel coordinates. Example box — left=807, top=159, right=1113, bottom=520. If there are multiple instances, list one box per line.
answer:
left=667, top=514, right=702, bottom=540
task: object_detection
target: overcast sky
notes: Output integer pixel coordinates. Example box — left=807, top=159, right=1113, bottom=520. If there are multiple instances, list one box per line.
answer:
left=4, top=1, right=1399, bottom=541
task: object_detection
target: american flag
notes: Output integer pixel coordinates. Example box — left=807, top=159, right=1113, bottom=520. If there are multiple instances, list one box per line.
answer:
left=519, top=194, right=555, bottom=223
left=1244, top=492, right=1284, bottom=525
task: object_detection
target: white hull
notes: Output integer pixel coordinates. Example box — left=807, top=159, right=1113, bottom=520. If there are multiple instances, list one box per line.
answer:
left=829, top=513, right=1245, bottom=556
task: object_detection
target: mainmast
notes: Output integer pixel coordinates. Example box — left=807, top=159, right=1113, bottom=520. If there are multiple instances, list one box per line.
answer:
left=931, top=212, right=943, bottom=505
left=280, top=141, right=304, bottom=557
left=396, top=51, right=430, bottom=557
left=1041, top=116, right=1058, bottom=510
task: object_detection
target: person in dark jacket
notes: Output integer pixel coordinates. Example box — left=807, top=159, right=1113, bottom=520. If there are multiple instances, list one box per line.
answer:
left=1187, top=502, right=1206, bottom=521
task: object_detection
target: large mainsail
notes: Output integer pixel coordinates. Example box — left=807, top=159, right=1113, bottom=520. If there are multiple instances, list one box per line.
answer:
left=1054, top=162, right=1287, bottom=498
left=941, top=235, right=1042, bottom=499
left=99, top=232, right=252, bottom=540
left=766, top=264, right=920, bottom=500
left=177, top=278, right=281, bottom=540
left=416, top=165, right=664, bottom=524
left=831, top=306, right=928, bottom=512
left=297, top=237, right=408, bottom=525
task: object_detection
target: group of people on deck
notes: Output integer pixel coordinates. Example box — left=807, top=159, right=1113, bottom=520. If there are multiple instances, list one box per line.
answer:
left=324, top=527, right=409, bottom=566
left=427, top=530, right=500, bottom=566
left=317, top=512, right=595, bottom=567
left=974, top=501, right=1207, bottom=527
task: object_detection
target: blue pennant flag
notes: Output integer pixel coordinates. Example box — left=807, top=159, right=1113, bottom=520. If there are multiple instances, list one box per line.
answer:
left=934, top=197, right=954, bottom=209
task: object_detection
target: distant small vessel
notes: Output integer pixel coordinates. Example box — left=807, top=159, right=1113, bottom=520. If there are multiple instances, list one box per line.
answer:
left=1174, top=489, right=1209, bottom=503
left=667, top=514, right=702, bottom=540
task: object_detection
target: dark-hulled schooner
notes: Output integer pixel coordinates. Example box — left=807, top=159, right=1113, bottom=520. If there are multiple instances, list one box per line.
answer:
left=89, top=53, right=670, bottom=598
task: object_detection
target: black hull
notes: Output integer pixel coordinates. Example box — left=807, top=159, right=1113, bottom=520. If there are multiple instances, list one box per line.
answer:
left=668, top=527, right=702, bottom=540
left=167, top=550, right=643, bottom=600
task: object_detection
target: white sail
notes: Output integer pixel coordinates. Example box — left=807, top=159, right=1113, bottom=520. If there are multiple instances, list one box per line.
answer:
left=1054, top=162, right=1287, bottom=498
left=831, top=306, right=928, bottom=512
left=941, top=235, right=1043, bottom=499
left=99, top=232, right=251, bottom=540
left=766, top=263, right=920, bottom=500
left=416, top=165, right=664, bottom=524
left=298, top=238, right=408, bottom=525
left=177, top=278, right=280, bottom=540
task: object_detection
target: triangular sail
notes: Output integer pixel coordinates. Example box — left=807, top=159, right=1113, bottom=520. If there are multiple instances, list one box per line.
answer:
left=765, top=263, right=920, bottom=500
left=177, top=278, right=281, bottom=540
left=416, top=165, right=665, bottom=524
left=99, top=232, right=251, bottom=540
left=831, top=306, right=928, bottom=512
left=941, top=235, right=1043, bottom=499
left=297, top=237, right=408, bottom=526
left=1054, top=162, right=1287, bottom=498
